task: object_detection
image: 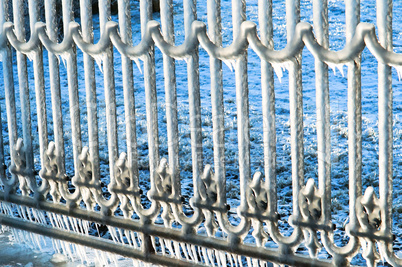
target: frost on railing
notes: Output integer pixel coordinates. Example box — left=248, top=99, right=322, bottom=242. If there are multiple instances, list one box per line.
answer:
left=0, top=0, right=402, bottom=266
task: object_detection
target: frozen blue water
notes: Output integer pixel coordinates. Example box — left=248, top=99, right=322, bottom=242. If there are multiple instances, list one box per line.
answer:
left=1, top=0, right=402, bottom=265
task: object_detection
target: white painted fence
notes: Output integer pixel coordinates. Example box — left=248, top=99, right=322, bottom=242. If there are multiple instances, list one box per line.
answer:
left=0, top=0, right=401, bottom=266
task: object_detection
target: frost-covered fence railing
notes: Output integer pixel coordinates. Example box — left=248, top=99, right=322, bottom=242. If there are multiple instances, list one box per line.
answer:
left=0, top=0, right=402, bottom=266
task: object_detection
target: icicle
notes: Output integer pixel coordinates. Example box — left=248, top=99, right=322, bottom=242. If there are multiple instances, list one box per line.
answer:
left=6, top=203, right=13, bottom=215
left=190, top=244, right=199, bottom=262
left=163, top=238, right=172, bottom=255
left=40, top=210, right=47, bottom=224
left=151, top=236, right=157, bottom=252
left=252, top=258, right=260, bottom=267
left=92, top=53, right=104, bottom=73
left=56, top=214, right=65, bottom=229
left=31, top=209, right=39, bottom=223
left=208, top=248, right=215, bottom=265
left=32, top=232, right=38, bottom=249
left=106, top=252, right=118, bottom=267
left=2, top=203, right=8, bottom=214
left=325, top=61, right=345, bottom=77
left=16, top=204, right=23, bottom=219
left=26, top=50, right=36, bottom=61
left=132, top=259, right=140, bottom=267
left=228, top=253, right=234, bottom=267
left=100, top=250, right=108, bottom=266
left=390, top=64, right=402, bottom=81
left=117, top=228, right=125, bottom=244
left=62, top=215, right=71, bottom=231
left=20, top=206, right=27, bottom=220
left=25, top=207, right=32, bottom=222
left=181, top=242, right=190, bottom=260
left=233, top=254, right=239, bottom=267
left=247, top=257, right=253, bottom=267
left=72, top=243, right=83, bottom=263
left=74, top=218, right=81, bottom=234
left=197, top=245, right=203, bottom=263
left=130, top=231, right=139, bottom=248
left=170, top=239, right=178, bottom=257
left=28, top=232, right=35, bottom=248
left=76, top=244, right=85, bottom=264
left=133, top=58, right=143, bottom=74
left=59, top=240, right=66, bottom=258
left=79, top=219, right=88, bottom=235
left=215, top=250, right=222, bottom=267
left=49, top=213, right=56, bottom=228
left=52, top=239, right=61, bottom=254
left=271, top=61, right=292, bottom=83
left=59, top=52, right=69, bottom=68
left=223, top=59, right=236, bottom=72
left=68, top=217, right=77, bottom=233
left=108, top=226, right=118, bottom=243
left=65, top=241, right=74, bottom=259
left=189, top=244, right=196, bottom=261
left=113, top=227, right=120, bottom=243
left=124, top=229, right=133, bottom=247
left=59, top=240, right=66, bottom=257
left=220, top=251, right=227, bottom=267
left=160, top=238, right=166, bottom=255
left=272, top=63, right=283, bottom=82
left=379, top=244, right=386, bottom=266
left=180, top=242, right=190, bottom=260
left=173, top=240, right=182, bottom=259
left=0, top=51, right=3, bottom=62
left=337, top=64, right=345, bottom=77
left=94, top=223, right=101, bottom=237
left=34, top=233, right=43, bottom=250
left=201, top=247, right=209, bottom=265
left=93, top=249, right=101, bottom=265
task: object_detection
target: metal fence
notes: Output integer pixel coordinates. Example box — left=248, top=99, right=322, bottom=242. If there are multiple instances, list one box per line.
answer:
left=0, top=0, right=401, bottom=266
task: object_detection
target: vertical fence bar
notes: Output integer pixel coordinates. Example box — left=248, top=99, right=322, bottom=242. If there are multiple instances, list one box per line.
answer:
left=286, top=0, right=303, bottom=221
left=345, top=0, right=362, bottom=244
left=0, top=0, right=4, bottom=181
left=160, top=0, right=179, bottom=195
left=81, top=0, right=100, bottom=189
left=259, top=0, right=276, bottom=216
left=377, top=0, right=393, bottom=238
left=0, top=0, right=18, bottom=188
left=117, top=0, right=138, bottom=192
left=312, top=0, right=330, bottom=225
left=45, top=0, right=66, bottom=181
left=140, top=0, right=159, bottom=195
left=28, top=0, right=48, bottom=193
left=62, top=0, right=82, bottom=179
left=99, top=0, right=118, bottom=185
left=184, top=0, right=202, bottom=198
left=13, top=0, right=34, bottom=194
left=207, top=0, right=225, bottom=207
left=232, top=0, right=249, bottom=210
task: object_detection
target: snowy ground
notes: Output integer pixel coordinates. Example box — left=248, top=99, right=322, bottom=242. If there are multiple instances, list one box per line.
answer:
left=0, top=227, right=139, bottom=267
left=0, top=229, right=70, bottom=267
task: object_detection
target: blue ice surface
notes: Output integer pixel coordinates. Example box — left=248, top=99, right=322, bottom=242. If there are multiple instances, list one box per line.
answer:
left=1, top=0, right=402, bottom=265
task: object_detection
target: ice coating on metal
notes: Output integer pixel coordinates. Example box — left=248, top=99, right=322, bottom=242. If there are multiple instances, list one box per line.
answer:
left=0, top=20, right=402, bottom=65
left=0, top=0, right=401, bottom=266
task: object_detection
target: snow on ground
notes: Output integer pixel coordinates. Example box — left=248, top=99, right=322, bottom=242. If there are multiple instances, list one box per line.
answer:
left=0, top=227, right=138, bottom=267
left=0, top=229, right=68, bottom=267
